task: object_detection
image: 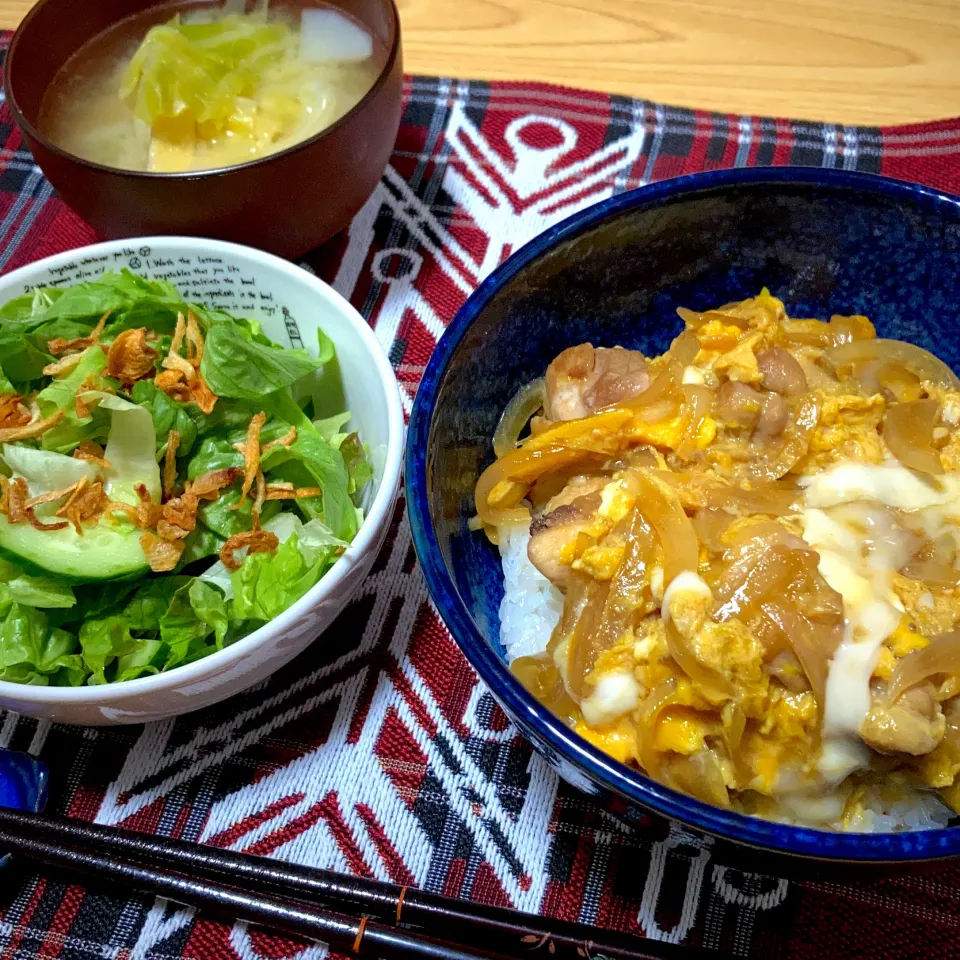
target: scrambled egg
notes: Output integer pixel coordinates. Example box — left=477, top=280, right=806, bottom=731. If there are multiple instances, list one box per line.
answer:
left=806, top=394, right=886, bottom=466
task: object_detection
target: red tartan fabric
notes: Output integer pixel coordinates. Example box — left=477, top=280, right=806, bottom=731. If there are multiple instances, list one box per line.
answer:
left=1, top=33, right=960, bottom=960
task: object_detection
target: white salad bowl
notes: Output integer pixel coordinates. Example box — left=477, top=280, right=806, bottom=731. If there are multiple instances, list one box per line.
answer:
left=0, top=237, right=404, bottom=725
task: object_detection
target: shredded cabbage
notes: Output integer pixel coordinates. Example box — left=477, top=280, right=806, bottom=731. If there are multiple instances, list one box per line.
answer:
left=120, top=13, right=294, bottom=133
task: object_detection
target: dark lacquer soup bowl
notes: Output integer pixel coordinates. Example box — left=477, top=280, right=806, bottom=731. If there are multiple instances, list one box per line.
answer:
left=406, top=167, right=960, bottom=872
left=4, top=0, right=401, bottom=258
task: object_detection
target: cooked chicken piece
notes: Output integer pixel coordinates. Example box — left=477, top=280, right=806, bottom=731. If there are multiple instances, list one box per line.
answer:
left=757, top=347, right=808, bottom=396
left=753, top=392, right=788, bottom=442
left=715, top=381, right=763, bottom=429
left=543, top=476, right=607, bottom=513
left=544, top=344, right=649, bottom=421
left=861, top=683, right=946, bottom=756
left=527, top=480, right=605, bottom=585
left=765, top=650, right=811, bottom=693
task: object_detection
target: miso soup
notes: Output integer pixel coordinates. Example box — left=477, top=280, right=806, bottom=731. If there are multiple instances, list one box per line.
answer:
left=37, top=0, right=382, bottom=174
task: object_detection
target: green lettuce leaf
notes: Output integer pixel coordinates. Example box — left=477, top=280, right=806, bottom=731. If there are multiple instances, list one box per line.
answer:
left=262, top=430, right=356, bottom=540
left=0, top=288, right=62, bottom=330
left=186, top=435, right=243, bottom=479
left=2, top=444, right=99, bottom=497
left=98, top=393, right=162, bottom=502
left=131, top=379, right=200, bottom=457
left=201, top=513, right=345, bottom=602
left=229, top=534, right=323, bottom=622
left=339, top=432, right=373, bottom=497
left=176, top=527, right=224, bottom=571
left=0, top=603, right=84, bottom=686
left=313, top=411, right=351, bottom=445
left=80, top=615, right=161, bottom=684
left=0, top=333, right=52, bottom=385
left=315, top=326, right=335, bottom=366
left=199, top=486, right=279, bottom=538
left=201, top=322, right=320, bottom=400
left=36, top=347, right=108, bottom=416
left=122, top=577, right=187, bottom=632
left=53, top=580, right=140, bottom=628
left=34, top=347, right=112, bottom=452
left=8, top=577, right=75, bottom=608
left=160, top=579, right=228, bottom=665
left=41, top=271, right=182, bottom=325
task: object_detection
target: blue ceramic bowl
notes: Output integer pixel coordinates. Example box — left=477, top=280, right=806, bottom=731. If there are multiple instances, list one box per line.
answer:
left=406, top=167, right=960, bottom=867
left=0, top=748, right=48, bottom=866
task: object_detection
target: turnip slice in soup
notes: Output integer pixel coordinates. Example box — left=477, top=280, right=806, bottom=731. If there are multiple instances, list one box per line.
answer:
left=299, top=9, right=373, bottom=62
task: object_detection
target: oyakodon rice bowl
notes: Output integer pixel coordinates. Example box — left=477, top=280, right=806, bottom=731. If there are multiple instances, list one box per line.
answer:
left=477, top=290, right=960, bottom=833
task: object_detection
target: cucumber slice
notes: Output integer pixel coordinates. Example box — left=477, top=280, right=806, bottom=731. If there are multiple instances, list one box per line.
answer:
left=0, top=515, right=149, bottom=582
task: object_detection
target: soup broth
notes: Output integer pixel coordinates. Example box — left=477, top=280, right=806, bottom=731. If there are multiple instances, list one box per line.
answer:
left=37, top=0, right=382, bottom=173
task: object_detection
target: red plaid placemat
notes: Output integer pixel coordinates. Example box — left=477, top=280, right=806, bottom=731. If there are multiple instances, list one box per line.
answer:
left=2, top=33, right=960, bottom=960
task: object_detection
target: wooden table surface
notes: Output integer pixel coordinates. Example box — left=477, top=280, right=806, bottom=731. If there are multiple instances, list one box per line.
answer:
left=1, top=0, right=957, bottom=126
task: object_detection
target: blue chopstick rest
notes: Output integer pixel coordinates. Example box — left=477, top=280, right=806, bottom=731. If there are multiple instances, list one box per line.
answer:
left=0, top=748, right=48, bottom=866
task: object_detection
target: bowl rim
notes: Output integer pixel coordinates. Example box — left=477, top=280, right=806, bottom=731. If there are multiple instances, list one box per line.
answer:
left=406, top=165, right=960, bottom=862
left=4, top=0, right=401, bottom=180
left=0, top=235, right=405, bottom=705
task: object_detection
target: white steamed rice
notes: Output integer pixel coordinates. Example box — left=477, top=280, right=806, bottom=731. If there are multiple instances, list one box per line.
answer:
left=497, top=524, right=562, bottom=662
left=495, top=524, right=956, bottom=833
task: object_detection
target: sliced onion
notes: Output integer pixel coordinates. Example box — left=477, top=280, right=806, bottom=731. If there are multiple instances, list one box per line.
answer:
left=713, top=548, right=816, bottom=623
left=634, top=398, right=681, bottom=424
left=883, top=398, right=944, bottom=476
left=828, top=314, right=876, bottom=344
left=725, top=519, right=807, bottom=552
left=781, top=314, right=875, bottom=348
left=670, top=748, right=731, bottom=808
left=711, top=534, right=816, bottom=618
left=738, top=394, right=820, bottom=481
left=683, top=477, right=801, bottom=515
left=617, top=360, right=681, bottom=412
left=722, top=482, right=801, bottom=515
left=780, top=317, right=834, bottom=347
left=692, top=508, right=734, bottom=553
left=625, top=470, right=698, bottom=583
left=493, top=378, right=545, bottom=458
left=721, top=702, right=751, bottom=786
left=889, top=629, right=960, bottom=702
left=676, top=306, right=749, bottom=331
left=571, top=509, right=656, bottom=691
left=827, top=339, right=960, bottom=390
left=524, top=407, right=634, bottom=455
left=567, top=578, right=612, bottom=699
left=676, top=384, right=714, bottom=460
left=475, top=443, right=598, bottom=525
left=668, top=329, right=701, bottom=366
left=637, top=679, right=679, bottom=777
left=851, top=360, right=920, bottom=401
left=474, top=457, right=532, bottom=526
left=901, top=559, right=960, bottom=588
left=761, top=602, right=840, bottom=704
left=655, top=472, right=800, bottom=517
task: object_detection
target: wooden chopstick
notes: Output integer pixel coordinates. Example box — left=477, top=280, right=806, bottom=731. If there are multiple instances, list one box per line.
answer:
left=0, top=807, right=717, bottom=960
left=0, top=826, right=497, bottom=960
